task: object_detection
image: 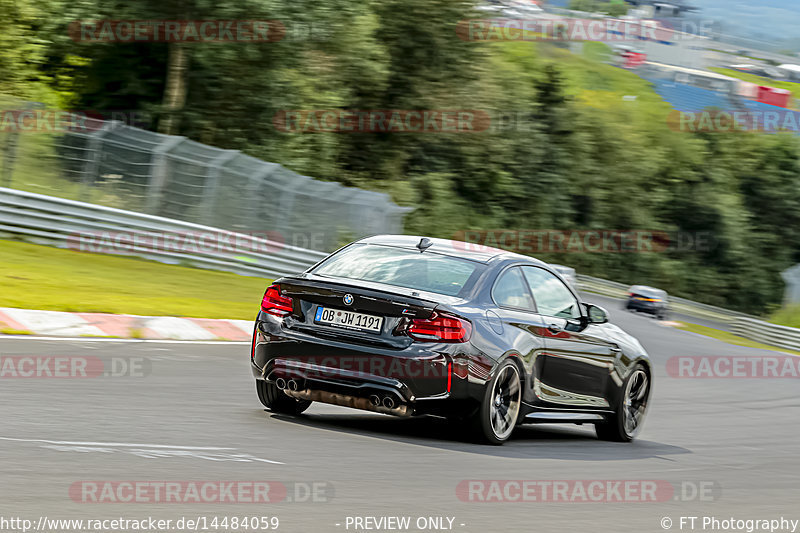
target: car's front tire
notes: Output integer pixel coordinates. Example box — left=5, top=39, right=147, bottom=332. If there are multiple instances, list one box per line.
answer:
left=595, top=364, right=650, bottom=442
left=473, top=359, right=522, bottom=445
left=256, top=380, right=312, bottom=415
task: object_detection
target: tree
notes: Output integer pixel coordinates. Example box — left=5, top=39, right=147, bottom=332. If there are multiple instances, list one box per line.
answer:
left=0, top=0, right=52, bottom=101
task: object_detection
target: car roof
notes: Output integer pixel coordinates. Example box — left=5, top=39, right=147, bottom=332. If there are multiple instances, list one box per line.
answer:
left=630, top=285, right=667, bottom=295
left=356, top=234, right=547, bottom=265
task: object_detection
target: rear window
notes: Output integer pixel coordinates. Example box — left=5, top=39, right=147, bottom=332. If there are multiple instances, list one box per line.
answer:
left=313, top=244, right=479, bottom=296
left=631, top=286, right=667, bottom=299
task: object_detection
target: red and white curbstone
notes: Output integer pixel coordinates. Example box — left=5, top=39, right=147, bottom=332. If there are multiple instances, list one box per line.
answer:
left=0, top=307, right=252, bottom=341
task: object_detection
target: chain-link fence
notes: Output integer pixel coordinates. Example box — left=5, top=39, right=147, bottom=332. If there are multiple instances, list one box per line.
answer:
left=0, top=101, right=410, bottom=252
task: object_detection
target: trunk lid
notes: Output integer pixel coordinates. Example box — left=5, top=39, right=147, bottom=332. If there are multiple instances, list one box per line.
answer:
left=276, top=274, right=451, bottom=348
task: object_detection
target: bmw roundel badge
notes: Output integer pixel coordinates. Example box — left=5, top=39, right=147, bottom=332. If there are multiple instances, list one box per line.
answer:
left=343, top=294, right=354, bottom=305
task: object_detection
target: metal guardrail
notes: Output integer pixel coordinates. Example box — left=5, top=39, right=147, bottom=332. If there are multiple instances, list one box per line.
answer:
left=576, top=274, right=759, bottom=323
left=3, top=186, right=799, bottom=352
left=731, top=318, right=800, bottom=353
left=0, top=187, right=328, bottom=279
left=576, top=274, right=800, bottom=352
left=0, top=107, right=410, bottom=252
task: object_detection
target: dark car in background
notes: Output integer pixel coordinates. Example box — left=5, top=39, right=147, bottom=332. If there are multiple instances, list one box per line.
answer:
left=251, top=235, right=652, bottom=444
left=626, top=285, right=669, bottom=320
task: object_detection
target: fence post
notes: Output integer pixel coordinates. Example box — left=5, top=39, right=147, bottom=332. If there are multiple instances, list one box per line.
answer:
left=145, top=135, right=186, bottom=215
left=202, top=149, right=239, bottom=226
left=246, top=162, right=279, bottom=231
left=79, top=119, right=119, bottom=202
left=1, top=130, right=19, bottom=187
left=0, top=101, right=47, bottom=187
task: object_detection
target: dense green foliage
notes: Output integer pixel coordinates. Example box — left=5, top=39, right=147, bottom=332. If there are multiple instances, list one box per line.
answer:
left=3, top=0, right=800, bottom=314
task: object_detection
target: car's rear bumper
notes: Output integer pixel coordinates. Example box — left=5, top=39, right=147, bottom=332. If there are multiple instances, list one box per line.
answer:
left=251, top=315, right=480, bottom=416
left=627, top=300, right=665, bottom=315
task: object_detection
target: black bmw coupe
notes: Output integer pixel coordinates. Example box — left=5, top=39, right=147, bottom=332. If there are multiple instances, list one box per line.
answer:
left=251, top=235, right=652, bottom=444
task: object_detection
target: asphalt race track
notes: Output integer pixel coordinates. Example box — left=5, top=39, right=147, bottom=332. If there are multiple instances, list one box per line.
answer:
left=1, top=296, right=799, bottom=533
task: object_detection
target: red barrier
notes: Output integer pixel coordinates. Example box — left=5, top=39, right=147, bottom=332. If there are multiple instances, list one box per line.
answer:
left=757, top=86, right=791, bottom=108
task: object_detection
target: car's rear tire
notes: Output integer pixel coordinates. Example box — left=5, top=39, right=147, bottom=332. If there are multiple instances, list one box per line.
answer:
left=595, top=364, right=650, bottom=442
left=472, top=359, right=522, bottom=445
left=256, top=380, right=312, bottom=415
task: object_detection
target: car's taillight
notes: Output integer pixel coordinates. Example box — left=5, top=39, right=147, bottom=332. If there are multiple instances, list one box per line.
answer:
left=261, top=284, right=293, bottom=317
left=447, top=361, right=452, bottom=392
left=408, top=313, right=472, bottom=343
left=251, top=325, right=258, bottom=360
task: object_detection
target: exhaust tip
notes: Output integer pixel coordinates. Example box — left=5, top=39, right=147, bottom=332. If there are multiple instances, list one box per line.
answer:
left=369, top=395, right=381, bottom=407
left=288, top=379, right=299, bottom=391
left=275, top=378, right=287, bottom=390
left=382, top=396, right=396, bottom=409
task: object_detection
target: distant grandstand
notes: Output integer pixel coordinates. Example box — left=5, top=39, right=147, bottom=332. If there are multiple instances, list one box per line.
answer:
left=623, top=0, right=699, bottom=17
left=636, top=63, right=800, bottom=133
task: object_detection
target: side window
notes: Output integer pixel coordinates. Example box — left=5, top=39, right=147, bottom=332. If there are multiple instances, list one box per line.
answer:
left=522, top=266, right=581, bottom=319
left=492, top=267, right=535, bottom=310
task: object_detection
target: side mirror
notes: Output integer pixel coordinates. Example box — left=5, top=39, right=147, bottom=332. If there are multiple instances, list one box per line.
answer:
left=585, top=303, right=609, bottom=324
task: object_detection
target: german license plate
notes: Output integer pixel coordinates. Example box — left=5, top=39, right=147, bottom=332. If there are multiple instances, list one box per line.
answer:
left=314, top=307, right=383, bottom=333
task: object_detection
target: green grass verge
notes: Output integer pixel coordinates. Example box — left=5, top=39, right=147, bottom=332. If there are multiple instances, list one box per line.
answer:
left=768, top=305, right=800, bottom=329
left=0, top=239, right=270, bottom=319
left=673, top=321, right=800, bottom=356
